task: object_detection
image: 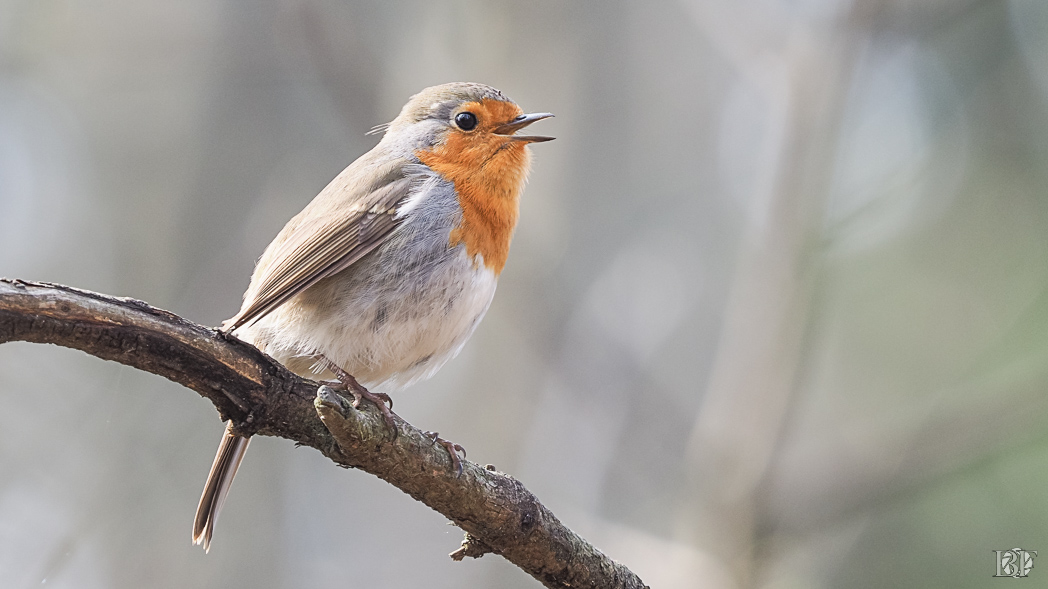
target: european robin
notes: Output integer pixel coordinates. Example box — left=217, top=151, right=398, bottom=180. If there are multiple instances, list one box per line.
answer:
left=192, top=82, right=553, bottom=551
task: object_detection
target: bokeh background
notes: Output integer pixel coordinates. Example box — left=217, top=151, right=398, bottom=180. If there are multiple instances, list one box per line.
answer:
left=2, top=0, right=1048, bottom=587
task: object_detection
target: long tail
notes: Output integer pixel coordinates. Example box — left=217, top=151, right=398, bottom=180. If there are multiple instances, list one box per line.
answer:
left=193, top=422, right=251, bottom=552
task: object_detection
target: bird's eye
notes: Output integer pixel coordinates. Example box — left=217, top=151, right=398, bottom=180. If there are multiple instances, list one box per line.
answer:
left=455, top=112, right=478, bottom=131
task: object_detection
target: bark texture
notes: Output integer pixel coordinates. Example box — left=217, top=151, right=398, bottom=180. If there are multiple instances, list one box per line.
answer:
left=0, top=278, right=648, bottom=589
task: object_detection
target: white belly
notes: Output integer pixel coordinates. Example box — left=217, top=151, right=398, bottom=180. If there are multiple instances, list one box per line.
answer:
left=238, top=238, right=498, bottom=391
left=232, top=168, right=503, bottom=391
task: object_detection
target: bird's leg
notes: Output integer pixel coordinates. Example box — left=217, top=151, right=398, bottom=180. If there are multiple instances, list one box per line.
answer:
left=316, top=355, right=397, bottom=435
left=423, top=430, right=466, bottom=476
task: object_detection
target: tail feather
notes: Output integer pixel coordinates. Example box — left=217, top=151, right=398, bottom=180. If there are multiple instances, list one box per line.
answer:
left=193, top=422, right=250, bottom=552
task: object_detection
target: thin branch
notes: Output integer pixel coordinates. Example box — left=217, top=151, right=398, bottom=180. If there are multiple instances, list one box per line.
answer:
left=0, top=278, right=648, bottom=589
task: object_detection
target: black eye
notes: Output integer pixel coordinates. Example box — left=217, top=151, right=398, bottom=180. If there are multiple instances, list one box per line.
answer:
left=455, top=112, right=478, bottom=131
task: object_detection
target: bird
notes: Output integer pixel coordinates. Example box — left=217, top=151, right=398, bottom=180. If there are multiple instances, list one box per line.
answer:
left=192, top=82, right=553, bottom=552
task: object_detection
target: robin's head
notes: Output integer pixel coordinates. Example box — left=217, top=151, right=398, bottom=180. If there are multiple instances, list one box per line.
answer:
left=379, top=82, right=553, bottom=274
left=378, top=83, right=553, bottom=188
left=381, top=82, right=553, bottom=153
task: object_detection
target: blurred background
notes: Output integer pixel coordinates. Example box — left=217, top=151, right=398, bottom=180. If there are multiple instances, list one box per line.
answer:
left=1, top=0, right=1047, bottom=587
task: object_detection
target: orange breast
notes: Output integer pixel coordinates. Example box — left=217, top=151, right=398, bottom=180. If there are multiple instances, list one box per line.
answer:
left=416, top=100, right=531, bottom=275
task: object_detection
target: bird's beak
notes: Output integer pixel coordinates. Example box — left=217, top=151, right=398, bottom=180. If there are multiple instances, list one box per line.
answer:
left=494, top=112, right=555, bottom=143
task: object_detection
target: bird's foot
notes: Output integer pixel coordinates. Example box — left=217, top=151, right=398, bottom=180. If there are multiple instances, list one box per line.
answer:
left=317, top=355, right=397, bottom=437
left=423, top=431, right=465, bottom=476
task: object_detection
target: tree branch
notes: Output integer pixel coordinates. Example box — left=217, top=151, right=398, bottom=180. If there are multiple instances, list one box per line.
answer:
left=0, top=278, right=647, bottom=589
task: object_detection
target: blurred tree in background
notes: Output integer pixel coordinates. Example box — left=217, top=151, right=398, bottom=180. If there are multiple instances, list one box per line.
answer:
left=2, top=0, right=1047, bottom=587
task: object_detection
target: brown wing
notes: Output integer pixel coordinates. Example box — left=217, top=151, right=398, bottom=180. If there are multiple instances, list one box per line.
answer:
left=224, top=165, right=414, bottom=332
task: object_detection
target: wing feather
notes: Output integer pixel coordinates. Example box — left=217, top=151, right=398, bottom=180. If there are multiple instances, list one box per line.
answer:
left=224, top=169, right=415, bottom=331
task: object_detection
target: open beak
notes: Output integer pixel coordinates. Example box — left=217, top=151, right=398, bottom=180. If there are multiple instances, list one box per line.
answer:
left=494, top=112, right=555, bottom=143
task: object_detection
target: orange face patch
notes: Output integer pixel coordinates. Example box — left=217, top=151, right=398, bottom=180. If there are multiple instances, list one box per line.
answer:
left=416, top=99, right=532, bottom=275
